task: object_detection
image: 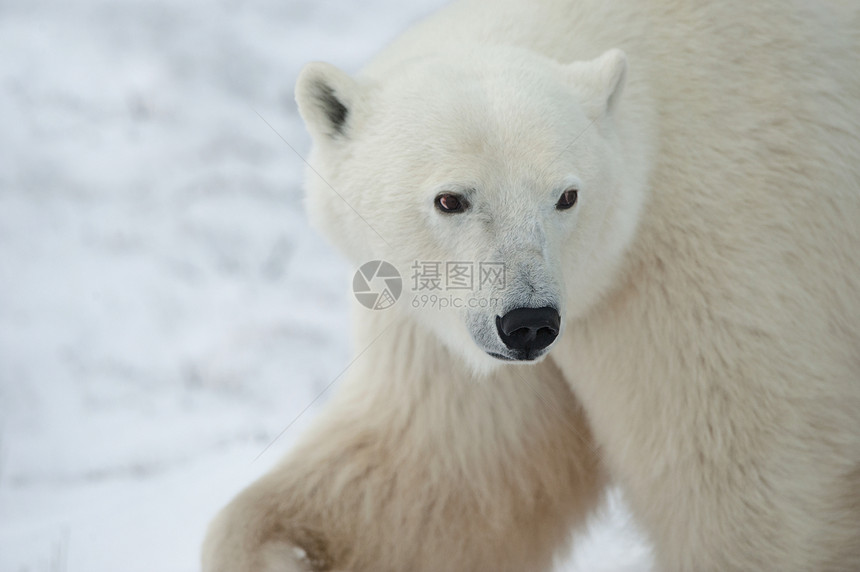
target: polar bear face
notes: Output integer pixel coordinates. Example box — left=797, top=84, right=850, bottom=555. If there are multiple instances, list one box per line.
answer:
left=297, top=47, right=638, bottom=371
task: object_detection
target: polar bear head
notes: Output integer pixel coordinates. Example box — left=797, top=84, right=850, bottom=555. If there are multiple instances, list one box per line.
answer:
left=296, top=46, right=644, bottom=371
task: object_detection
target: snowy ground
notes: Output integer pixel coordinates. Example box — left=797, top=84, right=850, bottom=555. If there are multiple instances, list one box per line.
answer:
left=0, top=1, right=651, bottom=570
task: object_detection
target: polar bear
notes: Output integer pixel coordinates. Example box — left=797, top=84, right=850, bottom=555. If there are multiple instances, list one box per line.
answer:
left=203, top=1, right=860, bottom=570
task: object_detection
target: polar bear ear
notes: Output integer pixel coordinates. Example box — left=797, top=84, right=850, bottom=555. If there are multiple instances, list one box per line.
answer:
left=295, top=62, right=363, bottom=139
left=565, top=49, right=628, bottom=120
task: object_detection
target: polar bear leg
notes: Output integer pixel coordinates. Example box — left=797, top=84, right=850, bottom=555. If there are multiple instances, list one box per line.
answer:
left=203, top=323, right=604, bottom=571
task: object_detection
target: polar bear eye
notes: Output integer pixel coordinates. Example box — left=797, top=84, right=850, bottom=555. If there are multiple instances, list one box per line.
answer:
left=556, top=189, right=578, bottom=210
left=434, top=193, right=469, bottom=214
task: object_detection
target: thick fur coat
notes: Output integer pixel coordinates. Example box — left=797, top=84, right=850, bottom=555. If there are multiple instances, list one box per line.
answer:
left=203, top=1, right=860, bottom=570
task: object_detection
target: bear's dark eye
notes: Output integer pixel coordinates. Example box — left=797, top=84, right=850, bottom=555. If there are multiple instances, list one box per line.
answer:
left=556, top=189, right=578, bottom=210
left=435, top=193, right=469, bottom=214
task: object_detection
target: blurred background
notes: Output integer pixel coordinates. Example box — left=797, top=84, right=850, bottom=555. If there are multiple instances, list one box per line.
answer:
left=0, top=1, right=650, bottom=570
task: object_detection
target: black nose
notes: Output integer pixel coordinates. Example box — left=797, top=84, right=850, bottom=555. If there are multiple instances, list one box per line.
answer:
left=496, top=306, right=560, bottom=359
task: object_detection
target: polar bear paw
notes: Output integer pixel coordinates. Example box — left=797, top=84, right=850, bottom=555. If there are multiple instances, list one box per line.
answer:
left=202, top=538, right=319, bottom=572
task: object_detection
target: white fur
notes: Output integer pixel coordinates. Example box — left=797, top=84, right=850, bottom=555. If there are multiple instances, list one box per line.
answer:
left=204, top=1, right=860, bottom=570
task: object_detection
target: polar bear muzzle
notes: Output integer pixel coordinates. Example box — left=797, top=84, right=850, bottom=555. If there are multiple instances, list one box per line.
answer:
left=495, top=306, right=560, bottom=360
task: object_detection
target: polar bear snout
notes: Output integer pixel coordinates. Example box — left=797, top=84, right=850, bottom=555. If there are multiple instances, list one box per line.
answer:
left=495, top=306, right=560, bottom=360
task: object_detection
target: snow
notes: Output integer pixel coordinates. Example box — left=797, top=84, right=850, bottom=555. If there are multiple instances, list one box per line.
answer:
left=0, top=0, right=651, bottom=570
